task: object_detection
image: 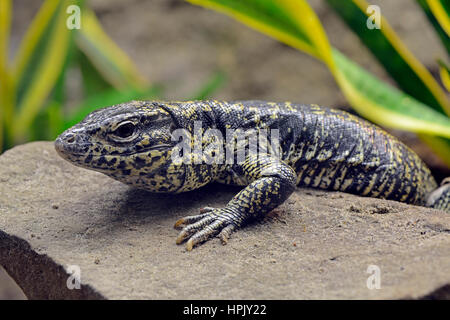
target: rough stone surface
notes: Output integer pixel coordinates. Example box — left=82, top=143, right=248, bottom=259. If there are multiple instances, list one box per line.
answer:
left=0, top=141, right=449, bottom=299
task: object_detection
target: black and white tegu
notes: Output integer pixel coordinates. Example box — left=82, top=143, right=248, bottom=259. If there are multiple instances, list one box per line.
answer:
left=55, top=100, right=450, bottom=250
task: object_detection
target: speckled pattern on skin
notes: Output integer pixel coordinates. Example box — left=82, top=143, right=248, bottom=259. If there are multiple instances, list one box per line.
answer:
left=55, top=100, right=450, bottom=250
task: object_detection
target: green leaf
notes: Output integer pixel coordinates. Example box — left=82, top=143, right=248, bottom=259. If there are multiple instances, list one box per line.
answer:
left=325, top=0, right=450, bottom=116
left=416, top=0, right=450, bottom=55
left=63, top=86, right=162, bottom=130
left=29, top=48, right=73, bottom=141
left=0, top=0, right=12, bottom=151
left=418, top=134, right=450, bottom=168
left=76, top=48, right=113, bottom=98
left=29, top=101, right=63, bottom=141
left=12, top=0, right=73, bottom=143
left=46, top=101, right=64, bottom=140
left=439, top=59, right=450, bottom=92
left=0, top=0, right=11, bottom=68
left=186, top=0, right=450, bottom=164
left=74, top=8, right=149, bottom=91
left=426, top=0, right=450, bottom=38
left=188, top=70, right=227, bottom=100
left=186, top=0, right=334, bottom=65
left=332, top=48, right=450, bottom=139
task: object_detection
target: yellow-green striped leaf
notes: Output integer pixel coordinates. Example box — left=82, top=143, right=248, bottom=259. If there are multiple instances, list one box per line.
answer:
left=186, top=0, right=450, bottom=163
left=427, top=0, right=450, bottom=37
left=326, top=0, right=450, bottom=116
left=333, top=49, right=450, bottom=138
left=0, top=0, right=11, bottom=72
left=439, top=60, right=450, bottom=92
left=417, top=0, right=450, bottom=55
left=187, top=0, right=333, bottom=65
left=12, top=0, right=73, bottom=142
left=0, top=0, right=12, bottom=151
left=64, top=86, right=161, bottom=129
left=75, top=8, right=149, bottom=90
left=418, top=135, right=450, bottom=167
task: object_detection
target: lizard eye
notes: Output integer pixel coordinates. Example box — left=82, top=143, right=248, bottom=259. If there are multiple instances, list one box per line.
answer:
left=112, top=121, right=136, bottom=139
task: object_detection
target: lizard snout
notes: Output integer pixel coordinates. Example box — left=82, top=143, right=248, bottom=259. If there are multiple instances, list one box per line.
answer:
left=55, top=129, right=90, bottom=158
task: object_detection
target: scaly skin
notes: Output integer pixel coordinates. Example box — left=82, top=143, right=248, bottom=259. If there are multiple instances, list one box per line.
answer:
left=55, top=100, right=449, bottom=250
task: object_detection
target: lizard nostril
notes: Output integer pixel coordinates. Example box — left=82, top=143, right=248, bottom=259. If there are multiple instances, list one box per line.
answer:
left=66, top=134, right=75, bottom=144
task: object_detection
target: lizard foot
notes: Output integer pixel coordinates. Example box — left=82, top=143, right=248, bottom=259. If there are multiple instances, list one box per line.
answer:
left=174, top=207, right=238, bottom=251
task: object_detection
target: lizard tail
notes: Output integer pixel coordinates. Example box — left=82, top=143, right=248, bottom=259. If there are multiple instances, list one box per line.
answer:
left=426, top=177, right=450, bottom=213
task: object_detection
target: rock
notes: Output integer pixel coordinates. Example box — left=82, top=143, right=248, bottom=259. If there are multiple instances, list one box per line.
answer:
left=0, top=141, right=449, bottom=299
left=0, top=267, right=26, bottom=299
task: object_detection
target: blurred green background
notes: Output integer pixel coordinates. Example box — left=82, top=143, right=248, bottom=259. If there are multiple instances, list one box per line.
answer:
left=0, top=0, right=449, bottom=299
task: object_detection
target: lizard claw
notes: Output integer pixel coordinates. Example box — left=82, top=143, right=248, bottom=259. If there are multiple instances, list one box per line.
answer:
left=175, top=208, right=239, bottom=251
left=174, top=213, right=207, bottom=229
left=218, top=224, right=236, bottom=245
left=199, top=207, right=216, bottom=213
left=173, top=207, right=217, bottom=229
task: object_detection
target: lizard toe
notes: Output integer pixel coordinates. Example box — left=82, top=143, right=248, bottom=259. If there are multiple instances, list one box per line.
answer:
left=199, top=207, right=216, bottom=213
left=175, top=208, right=239, bottom=250
left=218, top=224, right=236, bottom=245
left=185, top=220, right=224, bottom=251
left=174, top=212, right=210, bottom=229
left=175, top=215, right=216, bottom=244
left=174, top=207, right=219, bottom=229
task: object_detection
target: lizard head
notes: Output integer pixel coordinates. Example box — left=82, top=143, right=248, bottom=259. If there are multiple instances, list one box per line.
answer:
left=55, top=101, right=179, bottom=181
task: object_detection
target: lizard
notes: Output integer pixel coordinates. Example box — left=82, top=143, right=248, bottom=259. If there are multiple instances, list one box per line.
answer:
left=54, top=100, right=450, bottom=250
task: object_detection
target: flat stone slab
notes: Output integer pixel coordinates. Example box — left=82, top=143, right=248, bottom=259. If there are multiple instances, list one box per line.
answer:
left=0, top=141, right=449, bottom=299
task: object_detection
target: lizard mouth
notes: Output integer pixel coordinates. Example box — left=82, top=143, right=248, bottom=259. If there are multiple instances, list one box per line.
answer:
left=55, top=136, right=173, bottom=171
left=55, top=124, right=173, bottom=157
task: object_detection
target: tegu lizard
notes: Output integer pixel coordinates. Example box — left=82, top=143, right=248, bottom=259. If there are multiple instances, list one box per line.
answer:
left=55, top=100, right=450, bottom=250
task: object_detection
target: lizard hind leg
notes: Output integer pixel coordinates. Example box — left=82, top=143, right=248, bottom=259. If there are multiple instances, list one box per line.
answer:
left=174, top=154, right=297, bottom=251
left=426, top=177, right=450, bottom=213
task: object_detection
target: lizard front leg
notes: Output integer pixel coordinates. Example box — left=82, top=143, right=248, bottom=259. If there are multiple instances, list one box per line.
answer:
left=174, top=154, right=297, bottom=250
